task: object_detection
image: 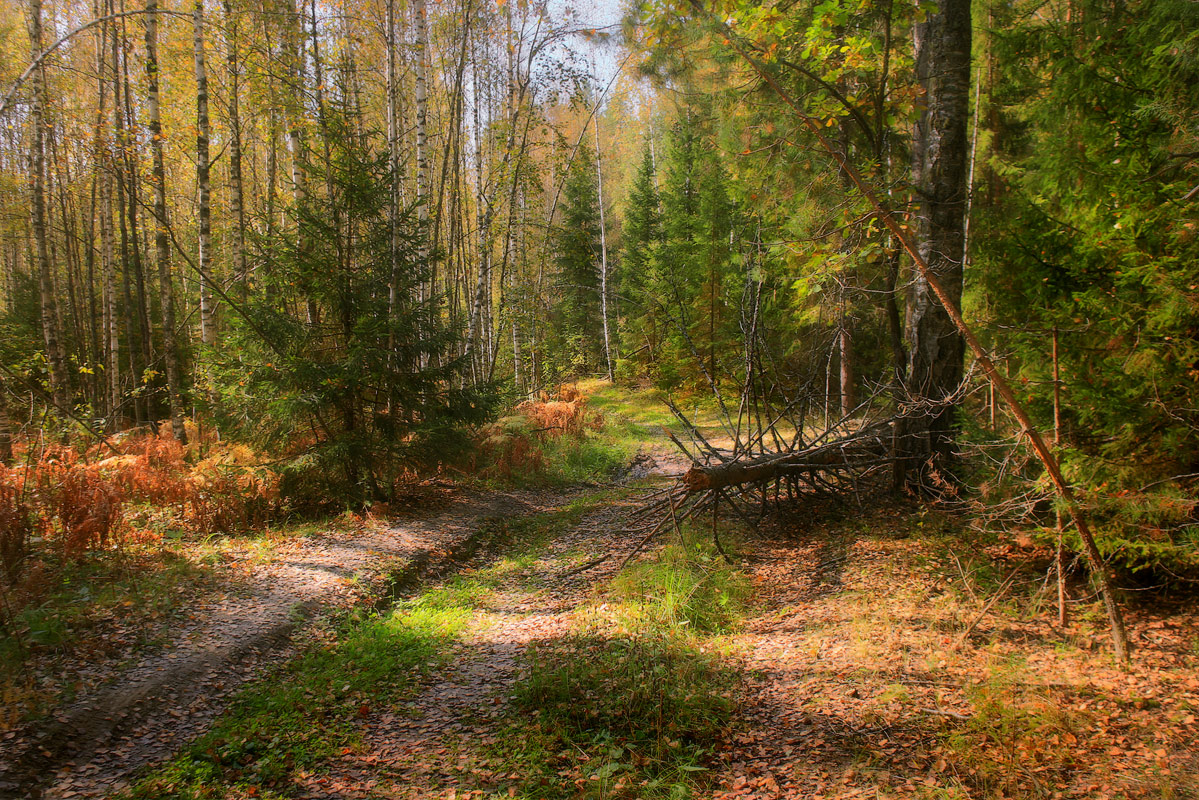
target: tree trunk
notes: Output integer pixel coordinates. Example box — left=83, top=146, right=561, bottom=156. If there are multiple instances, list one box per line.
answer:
left=0, top=396, right=12, bottom=463
left=385, top=0, right=402, bottom=375
left=194, top=0, right=216, bottom=349
left=594, top=110, right=614, bottom=381
left=901, top=0, right=971, bottom=483
left=839, top=316, right=855, bottom=417
left=26, top=0, right=72, bottom=414
left=415, top=0, right=431, bottom=301
left=222, top=0, right=248, bottom=297
left=466, top=36, right=489, bottom=379
left=96, top=3, right=121, bottom=427
left=282, top=0, right=310, bottom=323
left=146, top=0, right=188, bottom=443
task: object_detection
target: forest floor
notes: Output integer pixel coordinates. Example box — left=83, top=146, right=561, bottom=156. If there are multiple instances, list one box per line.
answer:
left=2, top=383, right=1198, bottom=800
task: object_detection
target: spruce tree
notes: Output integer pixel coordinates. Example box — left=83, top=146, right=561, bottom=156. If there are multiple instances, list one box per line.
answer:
left=618, top=143, right=663, bottom=376
left=216, top=113, right=486, bottom=507
left=553, top=143, right=604, bottom=373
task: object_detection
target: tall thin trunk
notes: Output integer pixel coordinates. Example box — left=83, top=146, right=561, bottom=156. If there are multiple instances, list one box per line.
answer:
left=1053, top=325, right=1068, bottom=627
left=194, top=0, right=216, bottom=348
left=466, top=36, right=489, bottom=379
left=99, top=6, right=120, bottom=426
left=385, top=0, right=401, bottom=367
left=840, top=313, right=855, bottom=416
left=594, top=110, right=613, bottom=381
left=146, top=0, right=188, bottom=443
left=26, top=0, right=71, bottom=413
left=282, top=0, right=310, bottom=322
left=222, top=0, right=249, bottom=297
left=118, top=9, right=153, bottom=425
left=415, top=0, right=431, bottom=297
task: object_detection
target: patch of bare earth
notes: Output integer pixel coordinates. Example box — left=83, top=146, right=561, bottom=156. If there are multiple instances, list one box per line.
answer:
left=0, top=488, right=559, bottom=800
left=710, top=507, right=1199, bottom=800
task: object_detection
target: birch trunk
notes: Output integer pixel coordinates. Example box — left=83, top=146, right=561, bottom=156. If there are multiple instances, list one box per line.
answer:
left=96, top=3, right=121, bottom=426
left=26, top=0, right=71, bottom=414
left=282, top=0, right=311, bottom=323
left=146, top=0, right=188, bottom=443
left=222, top=0, right=248, bottom=296
left=194, top=0, right=216, bottom=348
left=594, top=110, right=613, bottom=381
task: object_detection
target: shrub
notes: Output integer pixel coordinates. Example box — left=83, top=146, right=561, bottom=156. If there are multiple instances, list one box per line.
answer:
left=472, top=384, right=618, bottom=486
left=51, top=464, right=123, bottom=557
left=0, top=468, right=37, bottom=581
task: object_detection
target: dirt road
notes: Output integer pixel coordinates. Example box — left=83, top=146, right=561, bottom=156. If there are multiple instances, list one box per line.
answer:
left=0, top=489, right=561, bottom=800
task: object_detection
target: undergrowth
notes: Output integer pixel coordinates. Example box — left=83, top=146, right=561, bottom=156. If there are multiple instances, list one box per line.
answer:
left=941, top=668, right=1090, bottom=798
left=471, top=384, right=636, bottom=487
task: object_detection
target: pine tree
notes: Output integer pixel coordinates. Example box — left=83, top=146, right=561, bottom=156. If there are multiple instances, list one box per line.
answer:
left=618, top=143, right=662, bottom=376
left=553, top=143, right=604, bottom=374
left=218, top=114, right=486, bottom=506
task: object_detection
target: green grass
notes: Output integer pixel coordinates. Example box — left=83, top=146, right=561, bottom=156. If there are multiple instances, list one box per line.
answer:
left=506, top=631, right=736, bottom=798
left=1, top=547, right=208, bottom=665
left=482, top=524, right=750, bottom=799
left=473, top=411, right=634, bottom=489
left=537, top=431, right=634, bottom=487
left=608, top=528, right=750, bottom=635
left=581, top=379, right=682, bottom=430
left=121, top=603, right=467, bottom=799
left=415, top=497, right=601, bottom=609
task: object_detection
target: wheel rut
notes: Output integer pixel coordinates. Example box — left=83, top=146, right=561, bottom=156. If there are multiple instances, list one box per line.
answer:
left=0, top=489, right=559, bottom=800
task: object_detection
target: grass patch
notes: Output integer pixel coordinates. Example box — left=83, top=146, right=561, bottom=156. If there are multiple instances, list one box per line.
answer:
left=506, top=631, right=736, bottom=798
left=1, top=547, right=209, bottom=665
left=0, top=545, right=218, bottom=728
left=418, top=494, right=609, bottom=609
left=121, top=603, right=466, bottom=800
left=579, top=379, right=722, bottom=437
left=607, top=528, right=750, bottom=635
left=485, top=523, right=749, bottom=798
left=537, top=432, right=634, bottom=487
left=472, top=405, right=634, bottom=489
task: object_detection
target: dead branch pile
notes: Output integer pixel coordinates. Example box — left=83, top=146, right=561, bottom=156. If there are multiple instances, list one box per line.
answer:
left=680, top=419, right=894, bottom=496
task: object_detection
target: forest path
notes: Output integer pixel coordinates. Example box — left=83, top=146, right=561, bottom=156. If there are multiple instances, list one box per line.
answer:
left=295, top=490, right=659, bottom=799
left=0, top=487, right=569, bottom=800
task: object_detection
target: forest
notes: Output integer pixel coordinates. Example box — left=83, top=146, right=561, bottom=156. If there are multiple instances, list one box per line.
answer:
left=0, top=0, right=1197, bottom=796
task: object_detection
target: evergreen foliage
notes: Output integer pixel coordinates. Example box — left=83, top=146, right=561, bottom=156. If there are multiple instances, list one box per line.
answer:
left=214, top=116, right=489, bottom=509
left=552, top=142, right=604, bottom=374
left=972, top=0, right=1199, bottom=573
left=616, top=143, right=663, bottom=379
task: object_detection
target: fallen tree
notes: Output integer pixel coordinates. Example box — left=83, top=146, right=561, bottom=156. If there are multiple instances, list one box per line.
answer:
left=680, top=420, right=893, bottom=495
